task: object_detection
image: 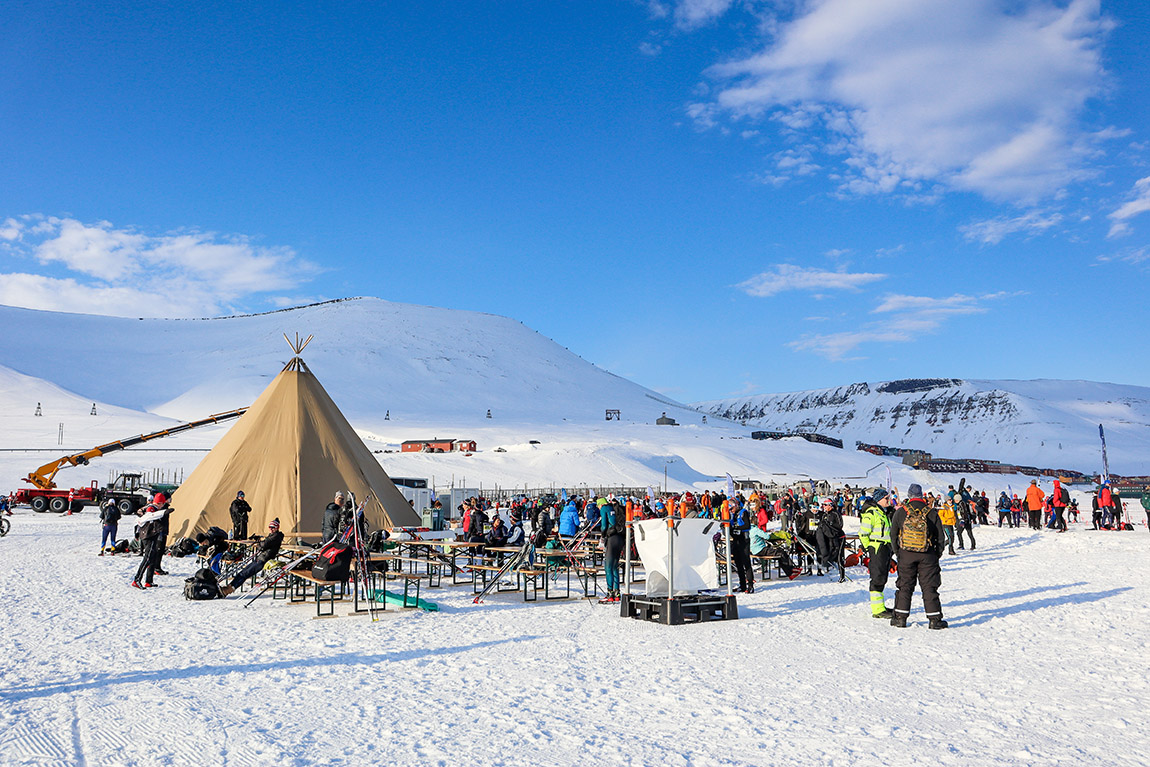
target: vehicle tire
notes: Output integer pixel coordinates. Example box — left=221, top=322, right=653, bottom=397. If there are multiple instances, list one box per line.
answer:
left=117, top=498, right=136, bottom=516
left=31, top=496, right=49, bottom=513
left=49, top=496, right=69, bottom=513
left=0, top=518, right=9, bottom=536
left=70, top=501, right=84, bottom=514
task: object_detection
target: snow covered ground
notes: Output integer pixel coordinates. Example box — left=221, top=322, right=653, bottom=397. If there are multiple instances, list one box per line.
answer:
left=2, top=510, right=1147, bottom=767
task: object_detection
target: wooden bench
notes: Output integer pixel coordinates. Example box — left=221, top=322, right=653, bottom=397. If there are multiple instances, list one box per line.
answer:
left=385, top=572, right=424, bottom=608
left=380, top=555, right=443, bottom=588
left=516, top=565, right=571, bottom=601
left=751, top=552, right=784, bottom=581
left=288, top=570, right=345, bottom=617
left=469, top=563, right=520, bottom=595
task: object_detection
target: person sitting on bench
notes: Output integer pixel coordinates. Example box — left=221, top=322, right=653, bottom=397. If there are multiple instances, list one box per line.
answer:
left=196, top=526, right=230, bottom=573
left=505, top=511, right=525, bottom=547
left=220, top=518, right=283, bottom=597
left=486, top=515, right=509, bottom=547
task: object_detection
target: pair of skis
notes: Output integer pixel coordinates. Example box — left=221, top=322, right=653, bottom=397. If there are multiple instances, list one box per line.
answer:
left=242, top=542, right=327, bottom=608
left=472, top=541, right=534, bottom=604
left=342, top=493, right=381, bottom=620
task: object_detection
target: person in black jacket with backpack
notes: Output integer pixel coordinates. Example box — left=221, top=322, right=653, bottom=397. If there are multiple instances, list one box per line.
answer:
left=99, top=497, right=121, bottom=555
left=221, top=518, right=284, bottom=596
left=889, top=483, right=948, bottom=629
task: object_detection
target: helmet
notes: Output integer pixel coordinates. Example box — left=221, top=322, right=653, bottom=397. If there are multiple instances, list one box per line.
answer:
left=153, top=492, right=167, bottom=505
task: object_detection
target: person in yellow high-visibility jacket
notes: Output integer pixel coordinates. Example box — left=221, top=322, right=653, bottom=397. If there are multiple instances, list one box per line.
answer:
left=859, top=488, right=894, bottom=618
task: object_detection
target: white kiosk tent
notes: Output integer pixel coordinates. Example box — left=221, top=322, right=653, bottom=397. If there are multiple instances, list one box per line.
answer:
left=621, top=516, right=739, bottom=625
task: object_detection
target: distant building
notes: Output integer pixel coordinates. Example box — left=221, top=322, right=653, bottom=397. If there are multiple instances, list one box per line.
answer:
left=401, top=439, right=477, bottom=453
left=656, top=412, right=678, bottom=426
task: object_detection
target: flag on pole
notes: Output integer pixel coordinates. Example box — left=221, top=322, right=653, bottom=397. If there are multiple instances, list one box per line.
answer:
left=885, top=465, right=893, bottom=492
left=726, top=473, right=735, bottom=498
left=560, top=488, right=568, bottom=502
left=647, top=485, right=656, bottom=502
left=1099, top=424, right=1110, bottom=485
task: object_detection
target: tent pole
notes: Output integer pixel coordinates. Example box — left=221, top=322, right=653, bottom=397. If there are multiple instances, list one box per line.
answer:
left=624, top=513, right=633, bottom=596
left=666, top=517, right=675, bottom=601
left=724, top=514, right=733, bottom=597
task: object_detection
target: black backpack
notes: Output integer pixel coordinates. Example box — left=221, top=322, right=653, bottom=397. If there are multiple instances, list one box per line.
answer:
left=1059, top=487, right=1070, bottom=505
left=311, top=542, right=353, bottom=581
left=183, top=568, right=222, bottom=600
left=169, top=537, right=198, bottom=557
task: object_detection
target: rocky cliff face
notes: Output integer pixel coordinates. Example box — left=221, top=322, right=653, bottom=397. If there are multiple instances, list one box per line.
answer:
left=696, top=378, right=1150, bottom=474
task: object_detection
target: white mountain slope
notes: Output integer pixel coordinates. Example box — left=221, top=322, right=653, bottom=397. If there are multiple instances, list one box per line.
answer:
left=0, top=298, right=693, bottom=426
left=696, top=378, right=1150, bottom=475
left=1, top=299, right=1146, bottom=493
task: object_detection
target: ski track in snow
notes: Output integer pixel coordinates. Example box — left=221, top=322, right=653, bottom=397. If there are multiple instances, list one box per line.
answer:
left=0, top=512, right=1148, bottom=766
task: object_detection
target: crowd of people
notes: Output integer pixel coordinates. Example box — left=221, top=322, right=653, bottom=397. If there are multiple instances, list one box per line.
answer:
left=33, top=474, right=1146, bottom=606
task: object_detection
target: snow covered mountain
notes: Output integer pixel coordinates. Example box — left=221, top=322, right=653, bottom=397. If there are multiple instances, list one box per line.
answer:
left=2, top=298, right=1147, bottom=488
left=0, top=298, right=693, bottom=427
left=695, top=378, right=1150, bottom=475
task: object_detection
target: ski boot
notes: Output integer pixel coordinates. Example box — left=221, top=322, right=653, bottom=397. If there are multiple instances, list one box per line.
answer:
left=890, top=613, right=908, bottom=628
left=873, top=608, right=894, bottom=619
left=928, top=616, right=949, bottom=630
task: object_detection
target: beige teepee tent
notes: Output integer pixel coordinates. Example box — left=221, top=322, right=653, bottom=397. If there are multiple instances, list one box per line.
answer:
left=168, top=336, right=420, bottom=538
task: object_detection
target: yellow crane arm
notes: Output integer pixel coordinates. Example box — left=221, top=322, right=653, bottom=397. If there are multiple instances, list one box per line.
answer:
left=24, top=407, right=249, bottom=490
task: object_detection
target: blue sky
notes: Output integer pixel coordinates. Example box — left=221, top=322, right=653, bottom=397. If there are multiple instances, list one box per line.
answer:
left=1, top=0, right=1148, bottom=402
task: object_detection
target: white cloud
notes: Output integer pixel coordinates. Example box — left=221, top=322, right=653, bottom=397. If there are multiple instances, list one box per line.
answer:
left=0, top=215, right=317, bottom=318
left=960, top=211, right=1064, bottom=244
left=1107, top=176, right=1150, bottom=237
left=791, top=291, right=1008, bottom=360
left=674, top=0, right=734, bottom=30
left=738, top=264, right=886, bottom=297
left=700, top=0, right=1110, bottom=203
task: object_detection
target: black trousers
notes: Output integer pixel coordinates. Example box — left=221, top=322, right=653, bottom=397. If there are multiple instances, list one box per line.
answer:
left=1055, top=509, right=1067, bottom=532
left=998, top=511, right=1013, bottom=528
left=817, top=529, right=845, bottom=569
left=231, top=514, right=248, bottom=541
left=732, top=533, right=753, bottom=589
left=1028, top=510, right=1041, bottom=529
left=956, top=523, right=975, bottom=549
left=893, top=549, right=943, bottom=618
left=868, top=543, right=891, bottom=593
left=134, top=539, right=159, bottom=585
left=151, top=535, right=167, bottom=571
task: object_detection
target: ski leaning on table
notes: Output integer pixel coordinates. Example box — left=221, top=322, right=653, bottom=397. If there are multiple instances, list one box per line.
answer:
left=344, top=493, right=381, bottom=621
left=472, top=541, right=534, bottom=604
left=242, top=543, right=327, bottom=608
left=550, top=518, right=600, bottom=606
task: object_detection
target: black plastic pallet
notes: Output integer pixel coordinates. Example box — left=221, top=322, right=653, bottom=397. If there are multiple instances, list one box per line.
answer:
left=620, top=593, right=738, bottom=625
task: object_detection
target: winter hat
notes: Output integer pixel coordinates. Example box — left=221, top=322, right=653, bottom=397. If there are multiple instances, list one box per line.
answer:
left=268, top=518, right=280, bottom=531
left=153, top=492, right=167, bottom=505
left=237, top=491, right=245, bottom=498
left=906, top=483, right=924, bottom=499
left=871, top=488, right=888, bottom=503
